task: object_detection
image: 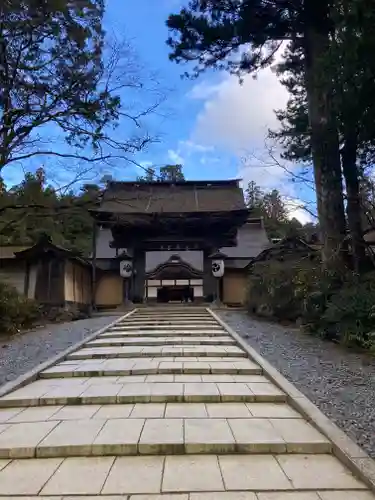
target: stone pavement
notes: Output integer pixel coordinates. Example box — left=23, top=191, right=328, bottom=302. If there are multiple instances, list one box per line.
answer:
left=0, top=307, right=373, bottom=499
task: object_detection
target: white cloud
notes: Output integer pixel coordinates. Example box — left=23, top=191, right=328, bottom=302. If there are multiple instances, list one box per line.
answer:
left=188, top=67, right=314, bottom=223
left=139, top=160, right=153, bottom=168
left=166, top=140, right=216, bottom=167
left=167, top=149, right=184, bottom=164
left=190, top=69, right=290, bottom=189
left=179, top=140, right=214, bottom=154
left=285, top=199, right=314, bottom=225
left=237, top=149, right=291, bottom=192
left=190, top=68, right=288, bottom=155
left=188, top=80, right=224, bottom=100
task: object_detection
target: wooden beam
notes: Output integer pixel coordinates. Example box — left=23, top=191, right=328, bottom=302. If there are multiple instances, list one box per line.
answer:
left=91, top=221, right=97, bottom=311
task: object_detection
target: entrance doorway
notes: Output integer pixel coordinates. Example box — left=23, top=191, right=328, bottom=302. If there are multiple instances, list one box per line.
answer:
left=147, top=278, right=202, bottom=302
left=145, top=254, right=204, bottom=303
left=157, top=285, right=194, bottom=303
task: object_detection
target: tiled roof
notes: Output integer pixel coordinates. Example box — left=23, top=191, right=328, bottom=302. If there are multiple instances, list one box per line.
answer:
left=0, top=246, right=30, bottom=259
left=95, top=180, right=246, bottom=214
left=221, top=219, right=270, bottom=258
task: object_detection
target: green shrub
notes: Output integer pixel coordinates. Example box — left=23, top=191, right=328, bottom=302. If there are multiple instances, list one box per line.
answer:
left=314, top=273, right=375, bottom=349
left=0, top=281, right=41, bottom=335
left=248, top=258, right=318, bottom=321
left=247, top=258, right=375, bottom=350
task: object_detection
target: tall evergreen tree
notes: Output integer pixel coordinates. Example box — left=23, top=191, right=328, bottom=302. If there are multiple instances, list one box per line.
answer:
left=245, top=180, right=314, bottom=240
left=159, top=164, right=185, bottom=182
left=137, top=164, right=185, bottom=182
left=270, top=1, right=375, bottom=271
left=246, top=181, right=263, bottom=214
left=166, top=0, right=347, bottom=270
left=0, top=169, right=100, bottom=255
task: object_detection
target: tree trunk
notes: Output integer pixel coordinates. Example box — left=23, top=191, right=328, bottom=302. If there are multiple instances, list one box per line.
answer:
left=341, top=129, right=366, bottom=272
left=303, top=0, right=347, bottom=270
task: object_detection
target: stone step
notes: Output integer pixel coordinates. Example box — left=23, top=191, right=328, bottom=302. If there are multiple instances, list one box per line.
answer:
left=125, top=313, right=214, bottom=318
left=39, top=358, right=263, bottom=378
left=66, top=346, right=247, bottom=360
left=0, top=380, right=286, bottom=407
left=110, top=325, right=224, bottom=330
left=0, top=401, right=303, bottom=423
left=0, top=454, right=369, bottom=496
left=0, top=412, right=331, bottom=458
left=103, top=329, right=227, bottom=337
left=129, top=314, right=213, bottom=319
left=136, top=304, right=209, bottom=310
left=1, top=374, right=271, bottom=392
left=123, top=318, right=218, bottom=322
left=87, top=337, right=236, bottom=347
left=119, top=323, right=219, bottom=328
left=0, top=453, right=368, bottom=496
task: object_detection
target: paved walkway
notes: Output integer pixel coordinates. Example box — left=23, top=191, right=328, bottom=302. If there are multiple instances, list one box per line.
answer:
left=0, top=307, right=373, bottom=498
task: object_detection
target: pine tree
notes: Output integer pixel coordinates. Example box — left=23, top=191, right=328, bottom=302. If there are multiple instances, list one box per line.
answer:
left=159, top=164, right=185, bottom=182
left=166, top=0, right=347, bottom=270
left=270, top=2, right=375, bottom=271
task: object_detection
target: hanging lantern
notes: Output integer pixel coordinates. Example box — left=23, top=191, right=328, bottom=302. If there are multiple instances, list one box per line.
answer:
left=209, top=251, right=226, bottom=278
left=118, top=250, right=133, bottom=278
left=120, top=259, right=133, bottom=278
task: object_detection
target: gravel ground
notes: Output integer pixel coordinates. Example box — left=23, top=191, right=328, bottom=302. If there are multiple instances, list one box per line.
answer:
left=0, top=316, right=119, bottom=387
left=218, top=310, right=375, bottom=458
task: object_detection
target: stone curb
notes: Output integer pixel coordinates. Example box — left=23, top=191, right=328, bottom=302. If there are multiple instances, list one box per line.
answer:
left=0, top=309, right=137, bottom=398
left=208, top=307, right=375, bottom=493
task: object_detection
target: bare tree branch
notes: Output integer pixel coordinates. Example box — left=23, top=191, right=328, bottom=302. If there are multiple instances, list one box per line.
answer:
left=0, top=5, right=166, bottom=177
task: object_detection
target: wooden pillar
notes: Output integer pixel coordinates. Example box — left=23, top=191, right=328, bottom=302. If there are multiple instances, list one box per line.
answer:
left=24, top=261, right=30, bottom=297
left=91, top=221, right=97, bottom=311
left=203, top=248, right=216, bottom=301
left=132, top=249, right=146, bottom=303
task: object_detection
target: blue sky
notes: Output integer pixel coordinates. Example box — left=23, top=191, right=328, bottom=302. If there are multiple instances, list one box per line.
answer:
left=104, top=0, right=239, bottom=182
left=2, top=0, right=316, bottom=222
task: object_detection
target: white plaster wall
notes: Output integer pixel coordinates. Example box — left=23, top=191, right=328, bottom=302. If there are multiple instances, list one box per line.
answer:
left=28, top=264, right=37, bottom=299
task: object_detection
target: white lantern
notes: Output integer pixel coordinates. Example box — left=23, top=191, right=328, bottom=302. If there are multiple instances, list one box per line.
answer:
left=211, top=259, right=224, bottom=278
left=120, top=260, right=133, bottom=278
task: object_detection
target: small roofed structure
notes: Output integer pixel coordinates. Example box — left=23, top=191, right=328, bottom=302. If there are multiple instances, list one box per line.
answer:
left=250, top=236, right=319, bottom=265
left=0, top=234, right=92, bottom=311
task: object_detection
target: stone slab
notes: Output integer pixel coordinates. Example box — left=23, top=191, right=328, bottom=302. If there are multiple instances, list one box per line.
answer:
left=102, top=456, right=164, bottom=495
left=92, top=418, right=145, bottom=455
left=139, top=418, right=184, bottom=454
left=219, top=454, right=292, bottom=491
left=36, top=419, right=106, bottom=458
left=277, top=454, right=368, bottom=490
left=41, top=456, right=114, bottom=495
left=0, top=457, right=63, bottom=495
left=0, top=420, right=59, bottom=458
left=162, top=455, right=224, bottom=493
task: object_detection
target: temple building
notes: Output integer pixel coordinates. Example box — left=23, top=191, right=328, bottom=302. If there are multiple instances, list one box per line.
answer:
left=91, top=179, right=270, bottom=308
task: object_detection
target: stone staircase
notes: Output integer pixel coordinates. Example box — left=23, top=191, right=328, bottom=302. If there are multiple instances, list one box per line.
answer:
left=0, top=307, right=373, bottom=498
